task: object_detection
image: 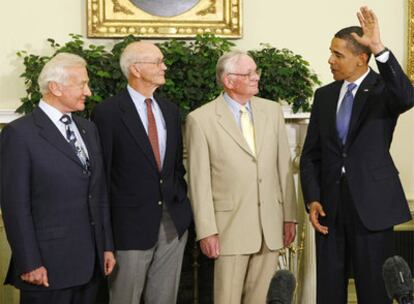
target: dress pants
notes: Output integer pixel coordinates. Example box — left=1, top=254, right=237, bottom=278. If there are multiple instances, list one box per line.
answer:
left=316, top=176, right=393, bottom=304
left=214, top=240, right=279, bottom=304
left=20, top=265, right=100, bottom=304
left=109, top=207, right=188, bottom=304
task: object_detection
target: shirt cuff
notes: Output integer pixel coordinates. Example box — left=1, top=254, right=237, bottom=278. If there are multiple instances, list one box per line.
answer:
left=375, top=48, right=390, bottom=63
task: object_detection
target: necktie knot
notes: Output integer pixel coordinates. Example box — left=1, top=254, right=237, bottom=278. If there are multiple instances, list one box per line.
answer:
left=60, top=114, right=72, bottom=125
left=240, top=106, right=248, bottom=114
left=145, top=98, right=152, bottom=106
left=347, top=83, right=357, bottom=93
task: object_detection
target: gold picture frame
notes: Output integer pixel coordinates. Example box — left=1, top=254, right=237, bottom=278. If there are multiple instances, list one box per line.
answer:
left=408, top=0, right=414, bottom=81
left=87, top=0, right=242, bottom=38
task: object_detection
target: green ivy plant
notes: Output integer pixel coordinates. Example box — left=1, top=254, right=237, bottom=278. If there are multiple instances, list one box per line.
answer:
left=249, top=44, right=321, bottom=113
left=16, top=34, right=319, bottom=117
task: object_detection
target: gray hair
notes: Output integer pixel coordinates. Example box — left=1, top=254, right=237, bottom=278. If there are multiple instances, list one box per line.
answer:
left=216, top=50, right=250, bottom=87
left=38, top=52, right=87, bottom=94
left=120, top=42, right=142, bottom=79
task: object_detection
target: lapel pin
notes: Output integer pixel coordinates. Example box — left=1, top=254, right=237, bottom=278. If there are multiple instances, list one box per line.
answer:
left=363, top=89, right=369, bottom=92
left=82, top=129, right=86, bottom=134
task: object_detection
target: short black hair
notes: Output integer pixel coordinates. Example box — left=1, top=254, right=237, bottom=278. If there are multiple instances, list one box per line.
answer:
left=335, top=26, right=371, bottom=61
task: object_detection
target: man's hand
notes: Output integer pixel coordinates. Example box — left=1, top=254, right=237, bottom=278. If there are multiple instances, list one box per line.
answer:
left=104, top=251, right=116, bottom=276
left=199, top=234, right=220, bottom=259
left=309, top=201, right=328, bottom=235
left=20, top=266, right=49, bottom=287
left=283, top=222, right=296, bottom=247
left=353, top=6, right=385, bottom=54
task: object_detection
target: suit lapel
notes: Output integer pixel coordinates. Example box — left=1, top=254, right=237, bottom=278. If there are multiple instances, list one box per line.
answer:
left=33, top=108, right=84, bottom=168
left=250, top=97, right=266, bottom=156
left=327, top=81, right=344, bottom=147
left=215, top=96, right=255, bottom=157
left=119, top=90, right=159, bottom=171
left=346, top=70, right=379, bottom=147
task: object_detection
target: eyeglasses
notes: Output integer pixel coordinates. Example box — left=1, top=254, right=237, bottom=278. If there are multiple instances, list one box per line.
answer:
left=227, top=68, right=262, bottom=79
left=134, top=59, right=165, bottom=67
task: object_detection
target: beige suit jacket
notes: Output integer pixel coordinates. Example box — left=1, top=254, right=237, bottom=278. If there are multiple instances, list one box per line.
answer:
left=186, top=95, right=297, bottom=255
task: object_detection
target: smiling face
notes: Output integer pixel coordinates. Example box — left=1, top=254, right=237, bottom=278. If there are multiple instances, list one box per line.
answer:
left=328, top=37, right=368, bottom=82
left=224, top=54, right=260, bottom=104
left=52, top=66, right=91, bottom=113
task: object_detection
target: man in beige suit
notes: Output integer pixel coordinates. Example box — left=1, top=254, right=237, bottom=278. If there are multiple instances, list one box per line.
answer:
left=185, top=51, right=297, bottom=304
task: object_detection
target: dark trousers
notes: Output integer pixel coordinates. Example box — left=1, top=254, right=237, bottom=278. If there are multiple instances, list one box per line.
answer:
left=20, top=269, right=101, bottom=304
left=316, top=177, right=393, bottom=304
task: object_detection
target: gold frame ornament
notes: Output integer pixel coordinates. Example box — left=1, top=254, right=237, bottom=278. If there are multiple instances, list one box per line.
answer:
left=87, top=0, right=242, bottom=38
left=408, top=0, right=414, bottom=82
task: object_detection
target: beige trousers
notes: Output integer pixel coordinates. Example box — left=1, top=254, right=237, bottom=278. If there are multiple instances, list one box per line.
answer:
left=214, top=242, right=279, bottom=304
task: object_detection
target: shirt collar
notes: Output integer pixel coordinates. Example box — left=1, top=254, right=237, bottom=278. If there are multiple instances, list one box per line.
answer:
left=127, top=85, right=153, bottom=109
left=38, top=99, right=72, bottom=124
left=343, top=68, right=370, bottom=90
left=223, top=92, right=252, bottom=114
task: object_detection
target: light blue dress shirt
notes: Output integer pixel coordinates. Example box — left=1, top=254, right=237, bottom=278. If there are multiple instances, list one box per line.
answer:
left=127, top=85, right=167, bottom=167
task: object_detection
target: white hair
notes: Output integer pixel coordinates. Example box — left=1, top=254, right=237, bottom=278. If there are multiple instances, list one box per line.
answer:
left=119, top=42, right=141, bottom=79
left=216, top=50, right=250, bottom=87
left=37, top=52, right=87, bottom=94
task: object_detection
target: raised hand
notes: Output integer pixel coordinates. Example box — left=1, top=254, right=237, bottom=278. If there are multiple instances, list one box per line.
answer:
left=353, top=6, right=385, bottom=54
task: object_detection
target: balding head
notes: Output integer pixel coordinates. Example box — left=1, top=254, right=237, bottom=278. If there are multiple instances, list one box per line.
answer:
left=120, top=41, right=163, bottom=79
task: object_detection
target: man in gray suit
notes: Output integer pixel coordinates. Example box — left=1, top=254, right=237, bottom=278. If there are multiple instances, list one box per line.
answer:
left=1, top=53, right=115, bottom=304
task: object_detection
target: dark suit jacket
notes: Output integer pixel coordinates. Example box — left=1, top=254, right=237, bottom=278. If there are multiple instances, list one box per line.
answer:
left=91, top=89, right=192, bottom=250
left=0, top=107, right=114, bottom=291
left=300, top=52, right=414, bottom=231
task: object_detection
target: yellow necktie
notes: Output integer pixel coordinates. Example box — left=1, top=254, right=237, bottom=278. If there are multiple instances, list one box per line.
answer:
left=240, top=106, right=256, bottom=155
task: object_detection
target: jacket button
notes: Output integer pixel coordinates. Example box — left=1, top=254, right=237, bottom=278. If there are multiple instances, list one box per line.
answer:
left=160, top=179, right=163, bottom=184
left=88, top=194, right=92, bottom=199
left=90, top=221, right=95, bottom=226
left=342, top=152, right=347, bottom=158
left=158, top=201, right=163, bottom=206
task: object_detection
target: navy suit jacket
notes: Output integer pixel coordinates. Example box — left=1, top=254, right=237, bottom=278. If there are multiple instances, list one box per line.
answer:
left=91, top=89, right=192, bottom=250
left=300, top=52, right=414, bottom=231
left=0, top=107, right=114, bottom=290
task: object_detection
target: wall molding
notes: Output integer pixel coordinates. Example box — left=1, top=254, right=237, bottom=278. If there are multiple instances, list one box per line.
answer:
left=0, top=109, right=21, bottom=124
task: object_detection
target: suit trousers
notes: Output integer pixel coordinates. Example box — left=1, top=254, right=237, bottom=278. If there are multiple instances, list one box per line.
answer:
left=109, top=207, right=188, bottom=304
left=20, top=265, right=100, bottom=304
left=214, top=240, right=279, bottom=304
left=316, top=176, right=393, bottom=304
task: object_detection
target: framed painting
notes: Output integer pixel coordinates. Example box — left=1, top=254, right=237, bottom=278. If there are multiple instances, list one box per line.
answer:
left=87, top=0, right=242, bottom=38
left=408, top=0, right=414, bottom=81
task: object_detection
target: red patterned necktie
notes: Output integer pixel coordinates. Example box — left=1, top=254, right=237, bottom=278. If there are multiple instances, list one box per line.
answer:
left=145, top=98, right=161, bottom=171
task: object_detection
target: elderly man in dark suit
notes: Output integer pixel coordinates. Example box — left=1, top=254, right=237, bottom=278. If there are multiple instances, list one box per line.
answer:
left=300, top=7, right=414, bottom=304
left=91, top=41, right=192, bottom=304
left=0, top=52, right=116, bottom=304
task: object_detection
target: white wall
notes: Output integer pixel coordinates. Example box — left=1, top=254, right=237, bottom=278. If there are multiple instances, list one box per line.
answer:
left=1, top=0, right=413, bottom=197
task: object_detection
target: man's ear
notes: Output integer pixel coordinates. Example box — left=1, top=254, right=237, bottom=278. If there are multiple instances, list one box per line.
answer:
left=223, top=75, right=234, bottom=90
left=129, top=64, right=140, bottom=79
left=358, top=53, right=369, bottom=66
left=48, top=81, right=62, bottom=97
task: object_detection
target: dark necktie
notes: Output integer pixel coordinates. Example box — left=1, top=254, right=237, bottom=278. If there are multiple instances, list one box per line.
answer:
left=60, top=114, right=90, bottom=170
left=145, top=98, right=161, bottom=171
left=336, top=83, right=357, bottom=145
